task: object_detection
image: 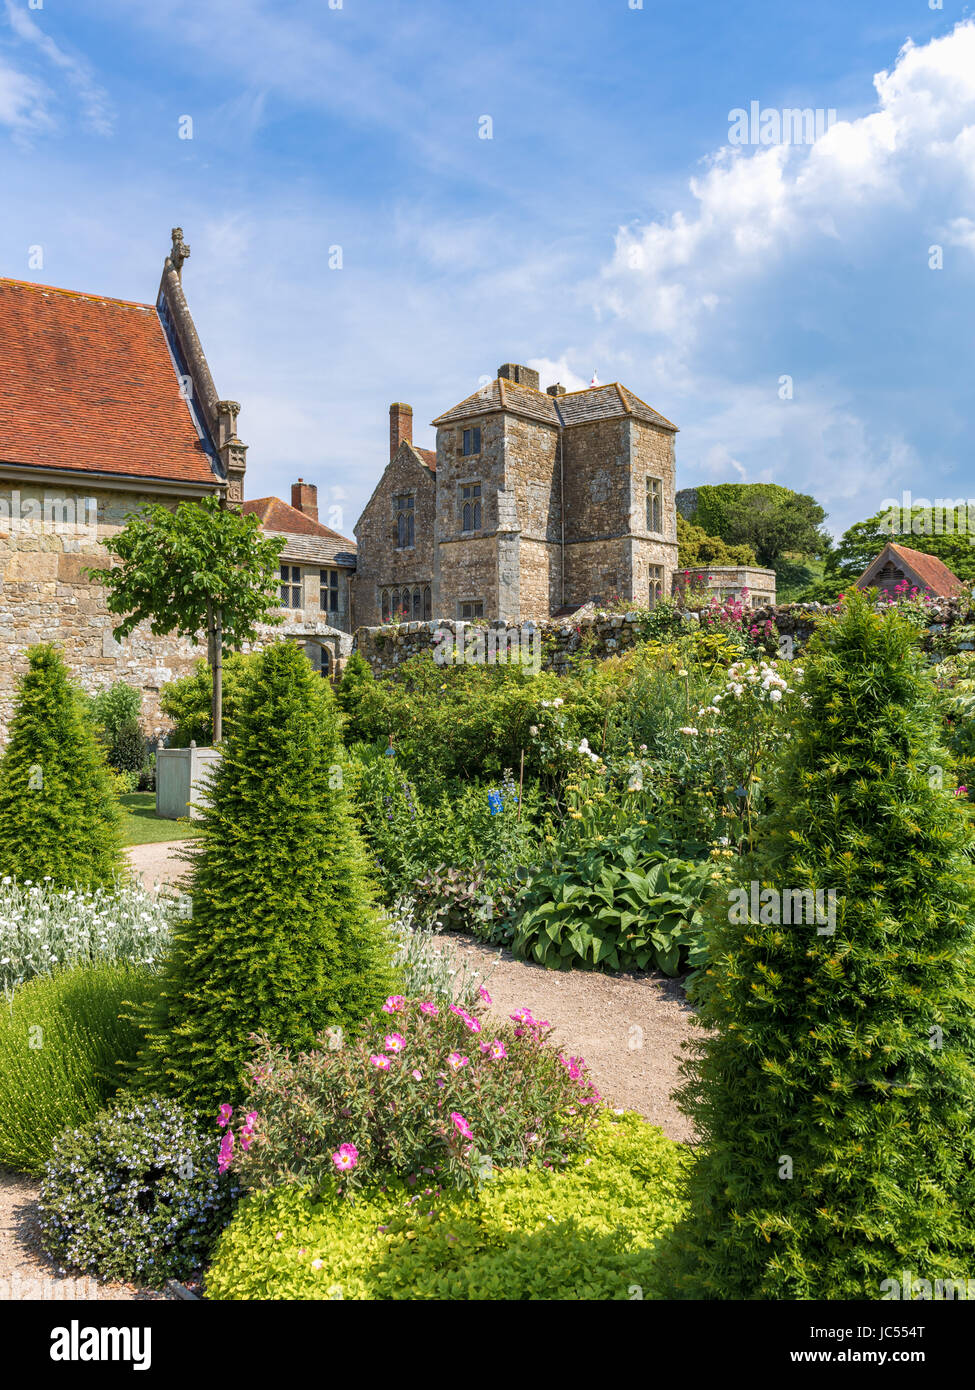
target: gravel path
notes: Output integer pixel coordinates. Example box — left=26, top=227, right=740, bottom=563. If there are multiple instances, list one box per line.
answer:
left=125, top=842, right=700, bottom=1141
left=0, top=842, right=699, bottom=1300
left=0, top=1169, right=174, bottom=1301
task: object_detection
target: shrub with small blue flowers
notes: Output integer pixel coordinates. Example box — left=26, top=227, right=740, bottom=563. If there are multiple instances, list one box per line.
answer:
left=39, top=1094, right=240, bottom=1286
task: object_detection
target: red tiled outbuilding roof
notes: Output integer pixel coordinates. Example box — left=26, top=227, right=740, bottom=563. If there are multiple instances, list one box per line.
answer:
left=0, top=277, right=220, bottom=487
left=856, top=541, right=966, bottom=599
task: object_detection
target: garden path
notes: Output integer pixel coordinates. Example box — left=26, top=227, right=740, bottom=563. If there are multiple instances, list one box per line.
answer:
left=125, top=844, right=699, bottom=1143
left=0, top=1168, right=176, bottom=1301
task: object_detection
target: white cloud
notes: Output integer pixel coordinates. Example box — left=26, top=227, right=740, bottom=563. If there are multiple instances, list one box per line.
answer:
left=527, top=356, right=588, bottom=393
left=0, top=52, right=50, bottom=134
left=3, top=0, right=113, bottom=135
left=601, top=21, right=975, bottom=351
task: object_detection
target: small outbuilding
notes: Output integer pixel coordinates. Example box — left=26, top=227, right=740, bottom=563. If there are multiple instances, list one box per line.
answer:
left=855, top=542, right=966, bottom=600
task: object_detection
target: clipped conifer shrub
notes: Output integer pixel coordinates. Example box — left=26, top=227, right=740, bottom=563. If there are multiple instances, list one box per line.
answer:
left=0, top=645, right=125, bottom=889
left=133, top=641, right=394, bottom=1110
left=668, top=590, right=975, bottom=1299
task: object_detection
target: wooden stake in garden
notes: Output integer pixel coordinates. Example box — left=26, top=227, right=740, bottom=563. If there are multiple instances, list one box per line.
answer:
left=518, top=748, right=524, bottom=822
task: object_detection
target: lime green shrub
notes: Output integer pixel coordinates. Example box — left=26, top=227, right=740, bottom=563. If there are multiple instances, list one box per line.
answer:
left=0, top=963, right=156, bottom=1173
left=133, top=641, right=394, bottom=1109
left=0, top=645, right=125, bottom=889
left=671, top=591, right=975, bottom=1299
left=335, top=650, right=375, bottom=742
left=206, top=1111, right=687, bottom=1300
left=158, top=652, right=259, bottom=747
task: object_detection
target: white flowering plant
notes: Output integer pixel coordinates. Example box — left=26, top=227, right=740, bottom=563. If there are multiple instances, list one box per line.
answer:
left=0, top=878, right=173, bottom=992
left=694, top=658, right=803, bottom=849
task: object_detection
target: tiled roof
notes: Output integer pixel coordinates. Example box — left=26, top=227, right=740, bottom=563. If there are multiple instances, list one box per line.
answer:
left=0, top=276, right=221, bottom=486
left=413, top=446, right=437, bottom=472
left=885, top=543, right=965, bottom=598
left=431, top=378, right=677, bottom=432
left=276, top=532, right=356, bottom=567
left=243, top=495, right=354, bottom=546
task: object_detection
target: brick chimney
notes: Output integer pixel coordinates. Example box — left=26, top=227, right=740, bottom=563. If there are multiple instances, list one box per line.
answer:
left=291, top=478, right=318, bottom=521
left=389, top=402, right=413, bottom=459
left=498, top=363, right=540, bottom=391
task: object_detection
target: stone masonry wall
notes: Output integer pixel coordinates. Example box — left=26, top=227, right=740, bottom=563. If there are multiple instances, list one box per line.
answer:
left=352, top=444, right=435, bottom=629
left=354, top=595, right=975, bottom=679
left=0, top=482, right=207, bottom=747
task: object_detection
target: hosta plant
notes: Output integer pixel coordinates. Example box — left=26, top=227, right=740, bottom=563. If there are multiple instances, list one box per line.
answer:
left=226, top=994, right=600, bottom=1198
left=510, top=825, right=723, bottom=974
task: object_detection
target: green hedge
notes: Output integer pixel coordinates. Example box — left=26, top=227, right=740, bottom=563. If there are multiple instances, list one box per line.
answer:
left=206, top=1112, right=687, bottom=1300
left=0, top=962, right=156, bottom=1173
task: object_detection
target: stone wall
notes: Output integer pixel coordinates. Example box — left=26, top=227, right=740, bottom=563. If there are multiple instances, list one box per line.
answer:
left=0, top=482, right=208, bottom=747
left=352, top=442, right=436, bottom=629
left=353, top=594, right=975, bottom=679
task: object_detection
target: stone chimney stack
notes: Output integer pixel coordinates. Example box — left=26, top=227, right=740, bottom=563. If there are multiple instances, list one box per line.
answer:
left=546, top=383, right=567, bottom=397
left=498, top=363, right=540, bottom=391
left=389, top=403, right=413, bottom=460
left=291, top=479, right=318, bottom=521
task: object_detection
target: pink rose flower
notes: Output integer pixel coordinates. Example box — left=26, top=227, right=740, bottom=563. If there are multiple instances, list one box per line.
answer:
left=384, top=1032, right=406, bottom=1053
left=370, top=1054, right=391, bottom=1070
left=331, top=1142, right=359, bottom=1172
left=450, top=1112, right=474, bottom=1140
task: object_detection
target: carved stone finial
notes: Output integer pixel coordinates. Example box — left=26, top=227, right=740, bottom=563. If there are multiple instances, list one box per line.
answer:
left=170, top=227, right=191, bottom=278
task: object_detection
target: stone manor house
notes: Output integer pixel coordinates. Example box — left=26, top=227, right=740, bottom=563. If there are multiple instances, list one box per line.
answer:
left=351, top=368, right=680, bottom=627
left=0, top=233, right=688, bottom=742
left=0, top=232, right=354, bottom=742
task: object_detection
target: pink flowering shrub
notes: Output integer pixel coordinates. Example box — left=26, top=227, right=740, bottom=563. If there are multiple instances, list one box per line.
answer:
left=230, top=998, right=601, bottom=1196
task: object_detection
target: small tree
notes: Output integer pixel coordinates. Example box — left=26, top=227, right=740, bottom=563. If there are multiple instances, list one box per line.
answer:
left=86, top=495, right=284, bottom=743
left=133, top=641, right=394, bottom=1109
left=88, top=681, right=142, bottom=748
left=668, top=592, right=975, bottom=1298
left=158, top=654, right=259, bottom=748
left=109, top=719, right=147, bottom=774
left=0, top=646, right=125, bottom=889
left=335, top=649, right=375, bottom=742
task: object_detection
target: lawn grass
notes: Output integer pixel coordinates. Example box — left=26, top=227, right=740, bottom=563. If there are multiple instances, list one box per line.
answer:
left=118, top=792, right=202, bottom=846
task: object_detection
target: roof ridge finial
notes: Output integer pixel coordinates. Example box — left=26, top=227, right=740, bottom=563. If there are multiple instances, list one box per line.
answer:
left=170, top=227, right=191, bottom=280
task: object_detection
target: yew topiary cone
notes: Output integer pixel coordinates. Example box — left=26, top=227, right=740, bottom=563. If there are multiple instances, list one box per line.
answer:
left=135, top=641, right=394, bottom=1110
left=0, top=644, right=124, bottom=889
left=671, top=590, right=975, bottom=1298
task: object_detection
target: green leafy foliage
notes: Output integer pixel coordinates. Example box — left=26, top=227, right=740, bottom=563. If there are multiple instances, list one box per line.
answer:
left=158, top=653, right=260, bottom=747
left=87, top=681, right=142, bottom=746
left=231, top=995, right=600, bottom=1197
left=510, top=825, right=722, bottom=974
left=206, top=1111, right=687, bottom=1301
left=689, top=483, right=828, bottom=568
left=335, top=650, right=375, bottom=742
left=669, top=591, right=975, bottom=1298
left=86, top=494, right=285, bottom=741
left=0, top=963, right=157, bottom=1173
left=39, top=1094, right=239, bottom=1286
left=0, top=645, right=125, bottom=889
left=108, top=717, right=147, bottom=773
left=676, top=514, right=756, bottom=568
left=351, top=653, right=604, bottom=785
left=132, top=641, right=394, bottom=1110
left=350, top=748, right=538, bottom=915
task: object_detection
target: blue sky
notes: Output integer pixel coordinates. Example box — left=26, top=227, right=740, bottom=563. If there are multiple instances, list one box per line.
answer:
left=1, top=0, right=973, bottom=540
